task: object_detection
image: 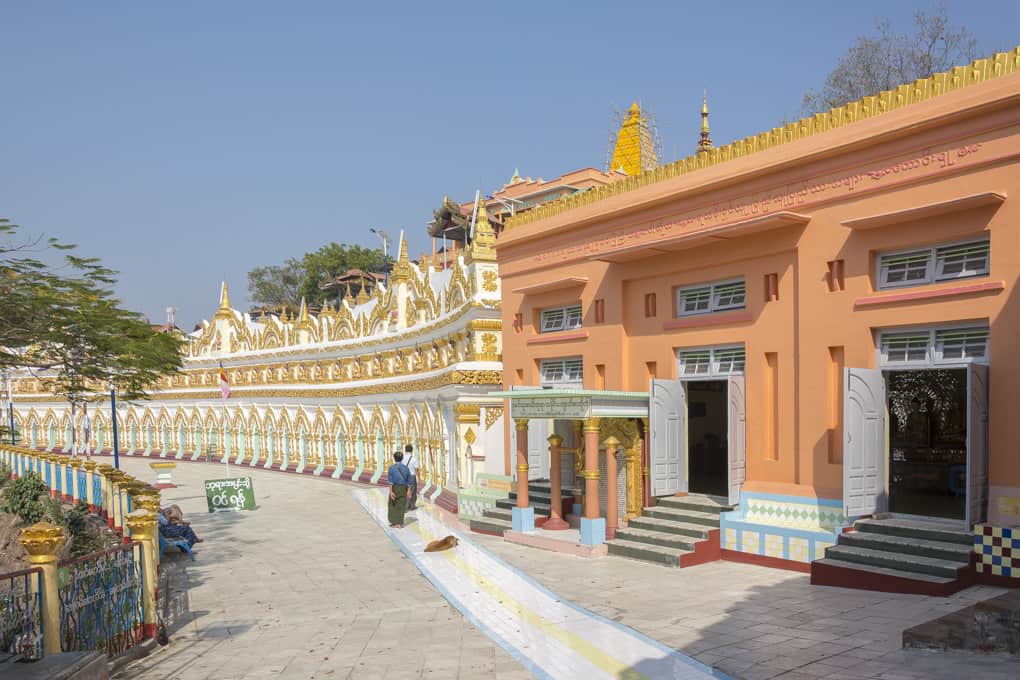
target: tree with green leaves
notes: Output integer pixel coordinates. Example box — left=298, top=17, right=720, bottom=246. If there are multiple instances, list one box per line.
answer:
left=248, top=242, right=387, bottom=310
left=1, top=218, right=183, bottom=442
left=802, top=1, right=978, bottom=114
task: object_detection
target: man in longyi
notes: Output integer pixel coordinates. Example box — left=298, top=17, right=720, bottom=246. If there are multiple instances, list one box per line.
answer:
left=386, top=450, right=411, bottom=528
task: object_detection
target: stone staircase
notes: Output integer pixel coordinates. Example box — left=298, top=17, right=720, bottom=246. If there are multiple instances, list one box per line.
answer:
left=607, top=494, right=732, bottom=567
left=811, top=518, right=975, bottom=596
left=468, top=481, right=573, bottom=535
left=903, top=590, right=1020, bottom=652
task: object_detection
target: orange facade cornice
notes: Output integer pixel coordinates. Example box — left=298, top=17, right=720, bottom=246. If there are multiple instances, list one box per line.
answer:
left=510, top=276, right=589, bottom=296
left=840, top=191, right=1006, bottom=229
left=661, top=311, right=754, bottom=331
left=525, top=330, right=590, bottom=345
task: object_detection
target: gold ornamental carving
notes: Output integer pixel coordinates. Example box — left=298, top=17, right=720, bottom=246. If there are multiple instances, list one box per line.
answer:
left=19, top=522, right=66, bottom=564
left=484, top=406, right=503, bottom=431
left=464, top=428, right=476, bottom=446
left=482, top=270, right=498, bottom=292
left=505, top=47, right=1020, bottom=230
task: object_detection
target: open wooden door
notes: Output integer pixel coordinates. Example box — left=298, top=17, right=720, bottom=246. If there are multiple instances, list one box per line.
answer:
left=966, top=363, right=989, bottom=528
left=727, top=375, right=746, bottom=506
left=650, top=379, right=686, bottom=496
left=527, top=418, right=549, bottom=480
left=844, top=368, right=887, bottom=517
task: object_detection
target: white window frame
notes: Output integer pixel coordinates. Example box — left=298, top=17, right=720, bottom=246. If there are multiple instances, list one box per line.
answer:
left=675, top=278, right=745, bottom=317
left=876, top=238, right=989, bottom=290
left=677, top=344, right=746, bottom=379
left=877, top=324, right=989, bottom=368
left=540, top=357, right=584, bottom=388
left=540, top=304, right=583, bottom=333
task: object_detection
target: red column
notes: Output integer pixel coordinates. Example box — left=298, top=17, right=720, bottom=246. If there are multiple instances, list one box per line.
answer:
left=545, top=434, right=568, bottom=530
left=583, top=418, right=601, bottom=519
left=604, top=436, right=619, bottom=539
left=515, top=419, right=529, bottom=508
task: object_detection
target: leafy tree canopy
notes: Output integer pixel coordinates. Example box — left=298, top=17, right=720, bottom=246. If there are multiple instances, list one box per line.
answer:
left=802, top=1, right=978, bottom=114
left=1, top=218, right=183, bottom=410
left=247, top=242, right=386, bottom=310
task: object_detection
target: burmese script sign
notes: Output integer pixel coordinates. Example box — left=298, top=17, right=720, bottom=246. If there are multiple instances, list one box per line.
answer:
left=205, top=477, right=257, bottom=512
left=513, top=396, right=591, bottom=419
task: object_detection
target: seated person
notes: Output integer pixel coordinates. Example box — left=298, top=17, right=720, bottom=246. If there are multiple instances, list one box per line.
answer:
left=158, top=507, right=203, bottom=546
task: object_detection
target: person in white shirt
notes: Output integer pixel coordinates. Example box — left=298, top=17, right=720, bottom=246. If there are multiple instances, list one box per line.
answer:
left=404, top=443, right=419, bottom=510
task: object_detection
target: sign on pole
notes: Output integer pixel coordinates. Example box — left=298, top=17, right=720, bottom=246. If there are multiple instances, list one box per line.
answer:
left=204, top=477, right=256, bottom=512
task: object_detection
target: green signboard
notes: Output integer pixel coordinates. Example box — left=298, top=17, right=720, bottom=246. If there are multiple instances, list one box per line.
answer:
left=204, top=477, right=256, bottom=512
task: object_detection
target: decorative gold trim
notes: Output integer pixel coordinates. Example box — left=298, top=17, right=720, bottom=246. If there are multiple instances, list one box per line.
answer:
left=484, top=406, right=504, bottom=431
left=505, top=47, right=1020, bottom=230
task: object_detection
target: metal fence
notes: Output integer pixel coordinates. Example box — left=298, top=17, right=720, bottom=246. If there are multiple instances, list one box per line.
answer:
left=58, top=544, right=143, bottom=657
left=0, top=567, right=43, bottom=660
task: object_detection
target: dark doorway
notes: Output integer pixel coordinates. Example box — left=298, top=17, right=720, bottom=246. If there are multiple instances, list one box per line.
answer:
left=687, top=380, right=728, bottom=496
left=887, top=369, right=967, bottom=520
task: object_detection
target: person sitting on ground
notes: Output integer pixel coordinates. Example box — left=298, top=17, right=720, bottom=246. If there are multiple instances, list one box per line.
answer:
left=164, top=504, right=187, bottom=525
left=158, top=507, right=203, bottom=546
left=387, top=450, right=412, bottom=529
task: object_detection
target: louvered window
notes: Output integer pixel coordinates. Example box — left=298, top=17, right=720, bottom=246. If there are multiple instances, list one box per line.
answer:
left=540, top=357, right=583, bottom=386
left=676, top=279, right=745, bottom=317
left=877, top=239, right=989, bottom=289
left=879, top=326, right=989, bottom=366
left=540, top=304, right=583, bottom=333
left=678, top=346, right=745, bottom=377
left=935, top=328, right=989, bottom=362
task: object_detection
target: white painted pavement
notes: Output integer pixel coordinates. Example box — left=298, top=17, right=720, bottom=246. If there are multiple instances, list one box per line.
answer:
left=354, top=488, right=726, bottom=680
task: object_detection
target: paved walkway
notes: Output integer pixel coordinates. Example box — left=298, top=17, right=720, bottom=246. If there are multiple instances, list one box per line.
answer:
left=354, top=488, right=719, bottom=680
left=111, top=456, right=1020, bottom=679
left=114, top=459, right=528, bottom=680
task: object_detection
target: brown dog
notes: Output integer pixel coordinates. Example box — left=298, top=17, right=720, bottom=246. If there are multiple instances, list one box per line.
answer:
left=424, top=535, right=459, bottom=553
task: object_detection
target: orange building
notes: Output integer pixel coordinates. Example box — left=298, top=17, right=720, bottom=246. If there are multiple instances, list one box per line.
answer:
left=492, top=49, right=1020, bottom=591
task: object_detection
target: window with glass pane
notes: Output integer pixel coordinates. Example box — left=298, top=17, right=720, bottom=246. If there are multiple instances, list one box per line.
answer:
left=564, top=304, right=583, bottom=329
left=714, top=348, right=746, bottom=374
left=935, top=241, right=989, bottom=280
left=677, top=286, right=712, bottom=316
left=679, top=351, right=711, bottom=376
left=540, top=360, right=564, bottom=382
left=935, top=328, right=989, bottom=361
left=713, top=281, right=745, bottom=310
left=879, top=251, right=931, bottom=287
left=564, top=359, right=584, bottom=382
left=881, top=333, right=930, bottom=363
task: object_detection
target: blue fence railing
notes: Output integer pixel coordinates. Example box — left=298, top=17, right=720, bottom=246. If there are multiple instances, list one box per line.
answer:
left=58, top=544, right=143, bottom=657
left=0, top=568, right=44, bottom=660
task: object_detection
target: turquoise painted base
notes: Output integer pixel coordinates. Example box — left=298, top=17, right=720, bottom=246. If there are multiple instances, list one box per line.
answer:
left=580, top=517, right=606, bottom=546
left=512, top=506, right=535, bottom=532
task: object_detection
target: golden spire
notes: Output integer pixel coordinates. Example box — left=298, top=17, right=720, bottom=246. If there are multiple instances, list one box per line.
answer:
left=466, top=194, right=496, bottom=264
left=698, top=92, right=713, bottom=154
left=297, top=297, right=310, bottom=325
left=609, top=101, right=657, bottom=175
left=391, top=230, right=413, bottom=282
left=218, top=281, right=231, bottom=310
left=355, top=276, right=370, bottom=305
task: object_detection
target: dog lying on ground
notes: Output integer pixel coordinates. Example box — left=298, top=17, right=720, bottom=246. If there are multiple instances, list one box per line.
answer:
left=424, top=535, right=459, bottom=552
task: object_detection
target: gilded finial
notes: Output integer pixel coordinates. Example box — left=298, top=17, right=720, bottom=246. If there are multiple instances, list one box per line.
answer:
left=356, top=276, right=370, bottom=305
left=698, top=91, right=713, bottom=154
left=218, top=281, right=231, bottom=310
left=298, top=297, right=309, bottom=324
left=466, top=193, right=496, bottom=264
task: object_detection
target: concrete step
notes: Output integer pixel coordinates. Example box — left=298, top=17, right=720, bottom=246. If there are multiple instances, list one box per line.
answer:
left=839, top=530, right=972, bottom=563
left=612, top=527, right=697, bottom=551
left=469, top=516, right=512, bottom=534
left=607, top=538, right=689, bottom=567
left=495, top=498, right=551, bottom=515
left=482, top=508, right=513, bottom=522
left=508, top=489, right=573, bottom=504
left=813, top=557, right=957, bottom=586
left=627, top=516, right=712, bottom=540
left=854, top=518, right=972, bottom=546
left=824, top=544, right=966, bottom=578
left=523, top=482, right=574, bottom=495
left=656, top=495, right=733, bottom=514
left=641, top=506, right=721, bottom=527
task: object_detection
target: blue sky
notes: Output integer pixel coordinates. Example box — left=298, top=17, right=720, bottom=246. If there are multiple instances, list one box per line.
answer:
left=2, top=1, right=1017, bottom=328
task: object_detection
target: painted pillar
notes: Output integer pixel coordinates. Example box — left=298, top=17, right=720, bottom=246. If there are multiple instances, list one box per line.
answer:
left=19, top=522, right=65, bottom=655
left=545, top=434, right=568, bottom=530
left=641, top=418, right=651, bottom=508
left=580, top=418, right=605, bottom=546
left=603, top=436, right=620, bottom=540
left=83, top=461, right=98, bottom=512
left=572, top=419, right=584, bottom=515
left=512, top=419, right=534, bottom=532
left=125, top=509, right=159, bottom=640
left=69, top=459, right=82, bottom=503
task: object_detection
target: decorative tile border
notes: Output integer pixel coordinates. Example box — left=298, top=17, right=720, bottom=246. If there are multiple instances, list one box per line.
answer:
left=720, top=492, right=847, bottom=565
left=974, top=524, right=1020, bottom=579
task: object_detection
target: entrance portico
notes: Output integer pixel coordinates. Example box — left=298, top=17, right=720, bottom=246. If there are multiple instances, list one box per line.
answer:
left=492, top=389, right=649, bottom=544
